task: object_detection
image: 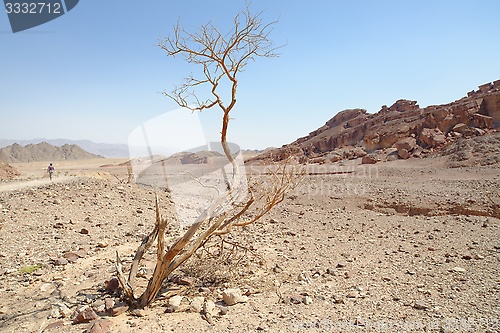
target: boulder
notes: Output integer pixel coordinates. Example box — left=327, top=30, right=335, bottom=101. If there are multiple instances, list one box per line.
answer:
left=471, top=114, right=493, bottom=129
left=419, top=128, right=446, bottom=148
left=394, top=137, right=417, bottom=152
left=452, top=123, right=468, bottom=133
left=398, top=149, right=411, bottom=159
left=361, top=155, right=378, bottom=164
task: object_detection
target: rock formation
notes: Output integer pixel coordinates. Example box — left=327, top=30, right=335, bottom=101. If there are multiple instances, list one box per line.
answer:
left=0, top=142, right=102, bottom=163
left=247, top=80, right=500, bottom=164
left=0, top=161, right=20, bottom=180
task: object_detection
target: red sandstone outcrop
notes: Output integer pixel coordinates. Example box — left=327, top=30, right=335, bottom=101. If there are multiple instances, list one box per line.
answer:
left=247, top=81, right=500, bottom=164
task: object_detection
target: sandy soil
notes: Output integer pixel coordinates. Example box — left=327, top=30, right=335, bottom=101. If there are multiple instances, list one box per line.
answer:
left=0, top=157, right=499, bottom=333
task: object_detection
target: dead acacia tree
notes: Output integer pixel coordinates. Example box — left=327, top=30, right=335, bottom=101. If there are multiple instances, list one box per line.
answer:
left=115, top=5, right=302, bottom=309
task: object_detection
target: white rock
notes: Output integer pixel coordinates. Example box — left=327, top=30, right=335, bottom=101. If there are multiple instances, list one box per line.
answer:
left=189, top=296, right=205, bottom=313
left=452, top=267, right=466, bottom=273
left=203, top=300, right=218, bottom=316
left=40, top=283, right=54, bottom=292
left=56, top=303, right=72, bottom=318
left=222, top=288, right=248, bottom=306
left=168, top=295, right=183, bottom=312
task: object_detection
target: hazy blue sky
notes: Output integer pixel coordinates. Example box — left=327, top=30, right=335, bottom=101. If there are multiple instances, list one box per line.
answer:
left=1, top=0, right=499, bottom=149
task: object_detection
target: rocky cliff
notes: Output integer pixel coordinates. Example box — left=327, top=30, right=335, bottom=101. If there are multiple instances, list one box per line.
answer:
left=247, top=80, right=500, bottom=164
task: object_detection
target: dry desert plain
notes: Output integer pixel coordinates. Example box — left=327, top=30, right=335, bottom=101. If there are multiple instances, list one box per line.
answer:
left=0, top=154, right=499, bottom=333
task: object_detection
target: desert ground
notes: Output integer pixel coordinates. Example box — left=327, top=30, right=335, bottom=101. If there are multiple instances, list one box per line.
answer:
left=0, top=154, right=499, bottom=333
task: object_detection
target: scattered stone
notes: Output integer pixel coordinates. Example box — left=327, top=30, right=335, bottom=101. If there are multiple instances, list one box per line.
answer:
left=298, top=271, right=312, bottom=284
left=361, top=155, right=378, bottom=164
left=452, top=267, right=466, bottom=273
left=80, top=228, right=89, bottom=235
left=273, top=264, right=283, bottom=273
left=72, top=306, right=99, bottom=324
left=290, top=295, right=304, bottom=304
left=398, top=148, right=411, bottom=159
left=63, top=252, right=79, bottom=263
left=97, top=242, right=109, bottom=248
left=75, top=250, right=87, bottom=258
left=222, top=288, right=248, bottom=306
left=203, top=300, right=218, bottom=317
left=104, top=298, right=115, bottom=312
left=166, top=295, right=183, bottom=312
left=462, top=255, right=472, bottom=260
left=43, top=320, right=64, bottom=331
left=40, top=283, right=54, bottom=292
left=130, top=309, right=145, bottom=317
left=332, top=295, right=344, bottom=304
left=256, top=323, right=270, bottom=331
left=169, top=275, right=195, bottom=287
left=110, top=302, right=129, bottom=316
left=104, top=278, right=119, bottom=292
left=52, top=302, right=72, bottom=318
left=337, top=262, right=347, bottom=268
left=86, top=319, right=112, bottom=333
left=413, top=301, right=429, bottom=310
left=218, top=305, right=229, bottom=315
left=347, top=291, right=357, bottom=299
left=189, top=296, right=205, bottom=313
left=303, top=295, right=313, bottom=305
left=53, top=258, right=68, bottom=266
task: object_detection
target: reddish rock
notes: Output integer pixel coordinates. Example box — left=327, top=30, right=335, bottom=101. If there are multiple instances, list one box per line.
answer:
left=419, top=128, right=446, bottom=148
left=398, top=149, right=411, bottom=159
left=361, top=155, right=378, bottom=164
left=245, top=82, right=500, bottom=164
left=471, top=114, right=493, bottom=129
left=104, top=278, right=119, bottom=292
left=452, top=123, right=468, bottom=133
left=72, top=306, right=99, bottom=324
left=394, top=137, right=417, bottom=152
left=86, top=319, right=112, bottom=333
left=104, top=298, right=115, bottom=311
left=110, top=302, right=129, bottom=316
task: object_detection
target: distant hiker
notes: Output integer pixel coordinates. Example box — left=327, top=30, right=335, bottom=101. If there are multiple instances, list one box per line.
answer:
left=47, top=163, right=54, bottom=180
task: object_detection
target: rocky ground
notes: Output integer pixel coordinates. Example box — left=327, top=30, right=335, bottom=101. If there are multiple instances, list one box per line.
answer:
left=0, top=153, right=499, bottom=332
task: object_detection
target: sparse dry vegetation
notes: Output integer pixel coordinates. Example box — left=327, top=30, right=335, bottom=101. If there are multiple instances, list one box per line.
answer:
left=114, top=4, right=303, bottom=309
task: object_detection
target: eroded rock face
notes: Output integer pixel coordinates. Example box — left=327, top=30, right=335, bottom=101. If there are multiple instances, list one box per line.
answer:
left=246, top=81, right=500, bottom=165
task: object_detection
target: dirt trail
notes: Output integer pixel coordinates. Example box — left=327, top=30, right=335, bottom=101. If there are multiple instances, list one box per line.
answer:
left=0, top=176, right=74, bottom=192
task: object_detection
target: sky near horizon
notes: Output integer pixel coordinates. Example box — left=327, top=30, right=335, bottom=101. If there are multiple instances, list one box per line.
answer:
left=1, top=1, right=499, bottom=150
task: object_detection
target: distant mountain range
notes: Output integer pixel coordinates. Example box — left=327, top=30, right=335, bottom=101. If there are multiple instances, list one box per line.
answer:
left=0, top=139, right=128, bottom=158
left=0, top=142, right=103, bottom=163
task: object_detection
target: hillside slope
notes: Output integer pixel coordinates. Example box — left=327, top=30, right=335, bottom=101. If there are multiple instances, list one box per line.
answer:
left=0, top=142, right=103, bottom=163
